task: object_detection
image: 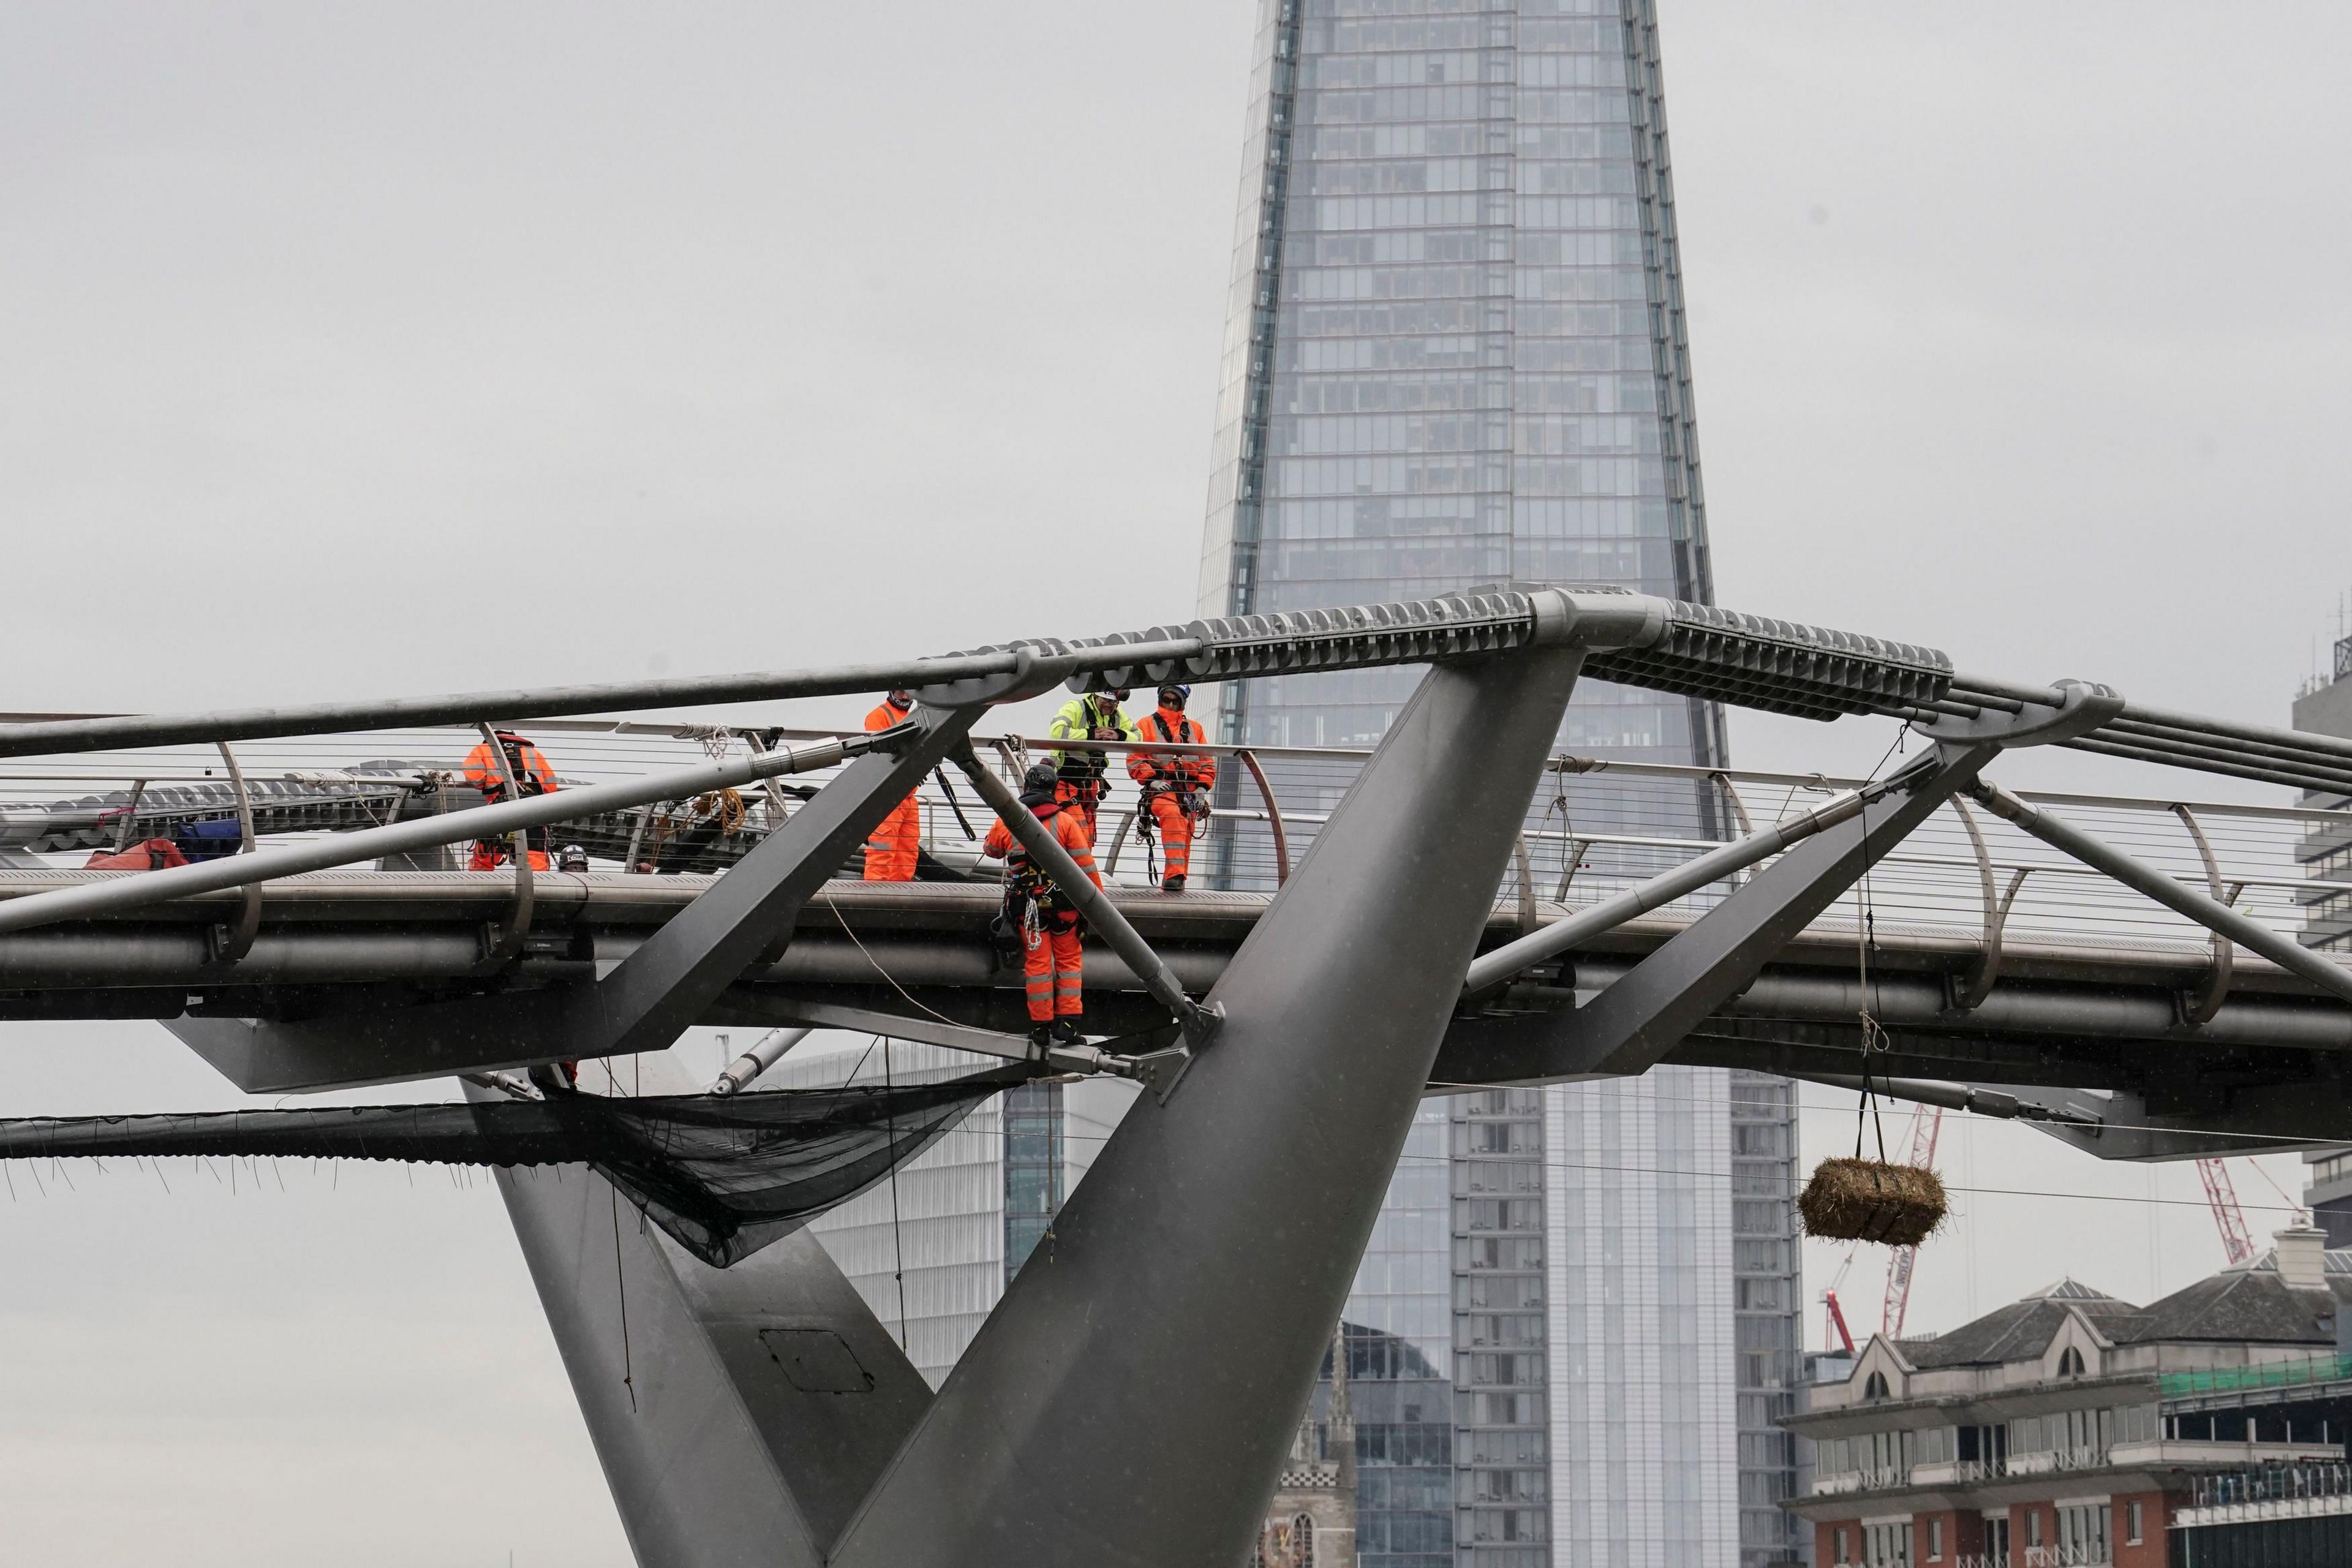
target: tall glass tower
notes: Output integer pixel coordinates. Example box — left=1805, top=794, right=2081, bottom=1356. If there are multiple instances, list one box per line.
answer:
left=1200, top=4, right=1803, bottom=1563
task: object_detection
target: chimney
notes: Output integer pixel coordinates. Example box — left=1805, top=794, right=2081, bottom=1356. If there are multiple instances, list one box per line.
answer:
left=2274, top=1223, right=2329, bottom=1292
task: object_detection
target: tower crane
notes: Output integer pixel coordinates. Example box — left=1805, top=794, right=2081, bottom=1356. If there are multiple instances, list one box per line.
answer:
left=2196, top=1158, right=2257, bottom=1266
left=1820, top=1242, right=1858, bottom=1354
left=1880, top=1104, right=1945, bottom=1340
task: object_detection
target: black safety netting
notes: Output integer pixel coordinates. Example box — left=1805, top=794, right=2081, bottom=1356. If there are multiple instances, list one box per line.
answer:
left=0, top=1072, right=1017, bottom=1268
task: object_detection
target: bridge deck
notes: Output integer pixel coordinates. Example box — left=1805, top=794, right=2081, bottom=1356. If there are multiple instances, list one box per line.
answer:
left=6, top=870, right=2348, bottom=1128
left=0, top=865, right=2324, bottom=990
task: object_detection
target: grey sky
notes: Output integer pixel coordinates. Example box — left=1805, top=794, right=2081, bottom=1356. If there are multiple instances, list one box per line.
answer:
left=4, top=4, right=2348, bottom=1561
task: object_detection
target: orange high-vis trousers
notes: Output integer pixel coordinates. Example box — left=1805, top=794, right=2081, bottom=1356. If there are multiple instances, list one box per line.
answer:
left=1023, top=910, right=1085, bottom=1022
left=1145, top=791, right=1196, bottom=883
left=470, top=841, right=551, bottom=872
left=864, top=794, right=921, bottom=881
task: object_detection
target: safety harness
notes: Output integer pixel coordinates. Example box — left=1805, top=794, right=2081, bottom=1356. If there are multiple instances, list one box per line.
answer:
left=995, top=791, right=1080, bottom=957
left=1133, top=713, right=1209, bottom=884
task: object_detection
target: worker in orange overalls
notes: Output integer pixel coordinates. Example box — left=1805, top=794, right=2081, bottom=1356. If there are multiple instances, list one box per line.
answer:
left=981, top=762, right=1102, bottom=1048
left=462, top=729, right=559, bottom=871
left=862, top=689, right=922, bottom=880
left=1127, top=683, right=1216, bottom=892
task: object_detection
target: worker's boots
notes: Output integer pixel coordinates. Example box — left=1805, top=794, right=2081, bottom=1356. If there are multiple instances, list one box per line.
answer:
left=1162, top=873, right=1186, bottom=894
left=1050, top=1017, right=1084, bottom=1046
left=1028, top=1023, right=1054, bottom=1052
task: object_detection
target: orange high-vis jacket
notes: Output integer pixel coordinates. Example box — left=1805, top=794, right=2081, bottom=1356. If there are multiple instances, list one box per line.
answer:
left=865, top=696, right=914, bottom=734
left=984, top=799, right=1102, bottom=891
left=461, top=735, right=557, bottom=801
left=1127, top=709, right=1216, bottom=792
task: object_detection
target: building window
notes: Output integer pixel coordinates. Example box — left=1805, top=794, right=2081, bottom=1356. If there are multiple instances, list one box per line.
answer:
left=2057, top=1345, right=2086, bottom=1378
left=2027, top=1510, right=2042, bottom=1548
left=1863, top=1370, right=1890, bottom=1401
left=1926, top=1518, right=1942, bottom=1560
left=1861, top=1520, right=1913, bottom=1567
left=1834, top=1526, right=1850, bottom=1565
left=2127, top=1499, right=2143, bottom=1545
left=2056, top=1502, right=2109, bottom=1564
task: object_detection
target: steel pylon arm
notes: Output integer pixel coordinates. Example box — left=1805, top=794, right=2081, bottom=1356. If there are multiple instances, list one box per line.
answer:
left=1437, top=741, right=2002, bottom=1087
left=1460, top=781, right=1888, bottom=995
left=1967, top=780, right=2352, bottom=1005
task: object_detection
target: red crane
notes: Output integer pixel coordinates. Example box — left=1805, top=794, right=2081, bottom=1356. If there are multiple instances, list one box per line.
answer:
left=1823, top=1285, right=1858, bottom=1355
left=1880, top=1105, right=1945, bottom=1340
left=2197, top=1158, right=2256, bottom=1266
left=1821, top=1241, right=1859, bottom=1354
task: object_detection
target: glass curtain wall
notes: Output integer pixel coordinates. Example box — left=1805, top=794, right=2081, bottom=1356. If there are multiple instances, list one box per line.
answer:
left=1200, top=2, right=1801, bottom=1562
left=1003, top=1082, right=1065, bottom=1285
left=1309, top=1322, right=1460, bottom=1568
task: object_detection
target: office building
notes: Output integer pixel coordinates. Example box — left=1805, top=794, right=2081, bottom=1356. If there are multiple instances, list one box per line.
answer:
left=1198, top=3, right=1798, bottom=1561
left=2291, top=632, right=2352, bottom=1243
left=2290, top=630, right=2352, bottom=954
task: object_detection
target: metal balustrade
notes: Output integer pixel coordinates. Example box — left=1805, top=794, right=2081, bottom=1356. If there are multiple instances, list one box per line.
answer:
left=2, top=723, right=2346, bottom=971
left=2193, top=1460, right=2352, bottom=1510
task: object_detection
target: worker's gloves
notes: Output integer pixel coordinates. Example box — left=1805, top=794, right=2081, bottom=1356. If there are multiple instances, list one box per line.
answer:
left=1186, top=790, right=1212, bottom=816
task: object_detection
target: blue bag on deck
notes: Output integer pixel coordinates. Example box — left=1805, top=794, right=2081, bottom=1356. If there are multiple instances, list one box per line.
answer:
left=172, top=818, right=246, bottom=862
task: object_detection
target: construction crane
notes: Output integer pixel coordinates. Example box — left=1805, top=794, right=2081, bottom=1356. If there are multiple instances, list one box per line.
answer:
left=1820, top=1242, right=1859, bottom=1354
left=1880, top=1105, right=1945, bottom=1341
left=2196, top=1158, right=2258, bottom=1266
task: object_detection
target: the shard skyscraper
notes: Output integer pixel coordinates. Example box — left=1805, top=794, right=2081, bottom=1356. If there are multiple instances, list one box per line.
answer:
left=1199, top=4, right=1803, bottom=1564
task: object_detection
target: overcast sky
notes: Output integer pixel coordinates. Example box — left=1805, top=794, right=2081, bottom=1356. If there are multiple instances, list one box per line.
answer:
left=4, top=5, right=2350, bottom=1562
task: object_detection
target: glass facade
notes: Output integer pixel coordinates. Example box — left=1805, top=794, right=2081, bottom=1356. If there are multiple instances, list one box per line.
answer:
left=1200, top=0, right=1719, bottom=769
left=1200, top=2, right=1801, bottom=1562
left=1314, top=1322, right=1458, bottom=1568
left=1003, top=1082, right=1065, bottom=1285
left=1544, top=1069, right=1736, bottom=1566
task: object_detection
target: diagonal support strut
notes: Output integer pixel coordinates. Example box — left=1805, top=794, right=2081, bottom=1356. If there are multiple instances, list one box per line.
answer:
left=1969, top=780, right=2352, bottom=1005
left=949, top=744, right=1217, bottom=1044
left=1436, top=741, right=2000, bottom=1087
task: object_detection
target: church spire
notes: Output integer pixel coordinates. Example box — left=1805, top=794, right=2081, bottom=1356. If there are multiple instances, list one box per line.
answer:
left=1327, top=1319, right=1354, bottom=1490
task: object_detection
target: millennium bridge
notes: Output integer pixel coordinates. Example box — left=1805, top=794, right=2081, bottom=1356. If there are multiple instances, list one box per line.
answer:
left=6, top=587, right=2352, bottom=1564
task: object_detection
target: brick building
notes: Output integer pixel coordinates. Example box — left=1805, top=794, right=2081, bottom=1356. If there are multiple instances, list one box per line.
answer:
left=1786, top=1227, right=2351, bottom=1566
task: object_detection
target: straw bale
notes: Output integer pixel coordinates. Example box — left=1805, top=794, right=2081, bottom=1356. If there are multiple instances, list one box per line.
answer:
left=1798, top=1157, right=1948, bottom=1248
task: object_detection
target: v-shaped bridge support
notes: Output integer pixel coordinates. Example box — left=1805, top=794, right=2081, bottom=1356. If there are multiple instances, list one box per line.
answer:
left=482, top=642, right=1593, bottom=1566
